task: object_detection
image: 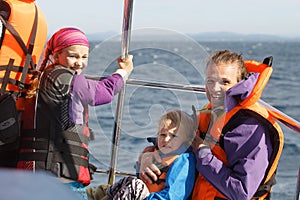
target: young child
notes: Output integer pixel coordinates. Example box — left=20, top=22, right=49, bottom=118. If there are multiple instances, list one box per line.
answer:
left=17, top=27, right=133, bottom=199
left=98, top=109, right=197, bottom=200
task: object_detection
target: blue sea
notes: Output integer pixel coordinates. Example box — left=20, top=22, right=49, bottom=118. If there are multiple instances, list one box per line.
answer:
left=84, top=30, right=300, bottom=199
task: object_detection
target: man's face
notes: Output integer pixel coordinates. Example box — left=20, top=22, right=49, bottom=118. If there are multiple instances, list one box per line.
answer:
left=205, top=63, right=240, bottom=108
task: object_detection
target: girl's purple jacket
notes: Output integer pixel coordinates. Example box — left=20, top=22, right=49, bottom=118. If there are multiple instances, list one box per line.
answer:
left=69, top=73, right=124, bottom=125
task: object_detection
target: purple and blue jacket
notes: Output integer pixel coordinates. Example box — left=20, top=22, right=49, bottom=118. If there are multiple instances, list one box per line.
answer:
left=195, top=73, right=273, bottom=200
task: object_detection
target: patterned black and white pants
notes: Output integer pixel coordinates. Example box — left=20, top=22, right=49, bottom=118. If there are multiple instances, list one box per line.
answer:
left=106, top=177, right=150, bottom=200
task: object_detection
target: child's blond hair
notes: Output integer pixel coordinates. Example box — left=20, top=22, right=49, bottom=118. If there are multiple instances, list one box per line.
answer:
left=158, top=110, right=196, bottom=144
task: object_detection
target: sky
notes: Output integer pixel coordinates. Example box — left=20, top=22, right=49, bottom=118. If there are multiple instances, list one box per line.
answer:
left=36, top=0, right=300, bottom=37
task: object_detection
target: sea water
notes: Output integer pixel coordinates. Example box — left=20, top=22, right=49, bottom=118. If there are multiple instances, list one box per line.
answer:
left=85, top=32, right=300, bottom=200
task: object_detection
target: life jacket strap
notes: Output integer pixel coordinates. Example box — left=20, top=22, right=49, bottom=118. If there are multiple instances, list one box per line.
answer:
left=252, top=173, right=276, bottom=199
left=214, top=197, right=227, bottom=200
left=21, top=129, right=88, bottom=144
left=19, top=128, right=90, bottom=169
left=18, top=151, right=89, bottom=168
left=20, top=139, right=88, bottom=155
left=0, top=65, right=35, bottom=73
left=0, top=59, right=14, bottom=93
left=0, top=61, right=32, bottom=96
left=0, top=78, right=31, bottom=89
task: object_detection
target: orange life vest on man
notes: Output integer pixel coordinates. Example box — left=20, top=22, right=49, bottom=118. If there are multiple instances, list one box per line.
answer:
left=0, top=0, right=47, bottom=167
left=0, top=0, right=47, bottom=110
left=192, top=58, right=284, bottom=200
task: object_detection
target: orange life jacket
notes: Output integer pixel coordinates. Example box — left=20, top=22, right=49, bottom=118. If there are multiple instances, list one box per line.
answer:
left=0, top=0, right=47, bottom=168
left=192, top=58, right=284, bottom=200
left=0, top=0, right=47, bottom=111
left=145, top=150, right=179, bottom=192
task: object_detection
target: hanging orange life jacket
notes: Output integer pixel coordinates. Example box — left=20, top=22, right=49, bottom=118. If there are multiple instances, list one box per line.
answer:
left=192, top=58, right=284, bottom=200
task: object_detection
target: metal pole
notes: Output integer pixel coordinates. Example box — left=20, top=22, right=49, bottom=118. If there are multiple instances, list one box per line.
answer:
left=108, top=0, right=134, bottom=185
left=121, top=0, right=134, bottom=60
left=295, top=165, right=300, bottom=200
left=259, top=100, right=300, bottom=134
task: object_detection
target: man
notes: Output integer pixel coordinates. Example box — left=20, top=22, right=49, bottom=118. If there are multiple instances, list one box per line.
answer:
left=139, top=50, right=284, bottom=200
left=0, top=0, right=47, bottom=168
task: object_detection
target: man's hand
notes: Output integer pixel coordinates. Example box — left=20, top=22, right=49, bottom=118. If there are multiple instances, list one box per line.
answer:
left=192, top=135, right=207, bottom=152
left=138, top=147, right=162, bottom=184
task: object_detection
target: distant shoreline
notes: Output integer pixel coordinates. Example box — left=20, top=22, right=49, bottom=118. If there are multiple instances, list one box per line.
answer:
left=86, top=31, right=300, bottom=42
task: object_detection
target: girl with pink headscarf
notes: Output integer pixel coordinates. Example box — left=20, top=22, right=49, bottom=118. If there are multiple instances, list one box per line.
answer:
left=17, top=27, right=133, bottom=199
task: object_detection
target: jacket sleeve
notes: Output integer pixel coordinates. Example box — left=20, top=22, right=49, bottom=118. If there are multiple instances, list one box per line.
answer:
left=71, top=73, right=124, bottom=106
left=195, top=117, right=272, bottom=200
left=146, top=152, right=196, bottom=200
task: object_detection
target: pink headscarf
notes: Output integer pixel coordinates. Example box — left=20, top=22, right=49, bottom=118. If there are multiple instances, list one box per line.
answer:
left=47, top=27, right=90, bottom=54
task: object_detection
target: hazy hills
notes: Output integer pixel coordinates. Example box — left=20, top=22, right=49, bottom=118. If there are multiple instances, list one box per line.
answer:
left=87, top=31, right=300, bottom=42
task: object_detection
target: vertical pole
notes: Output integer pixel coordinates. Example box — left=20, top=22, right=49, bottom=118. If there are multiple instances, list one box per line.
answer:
left=107, top=0, right=134, bottom=185
left=295, top=165, right=300, bottom=200
left=121, top=0, right=134, bottom=60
